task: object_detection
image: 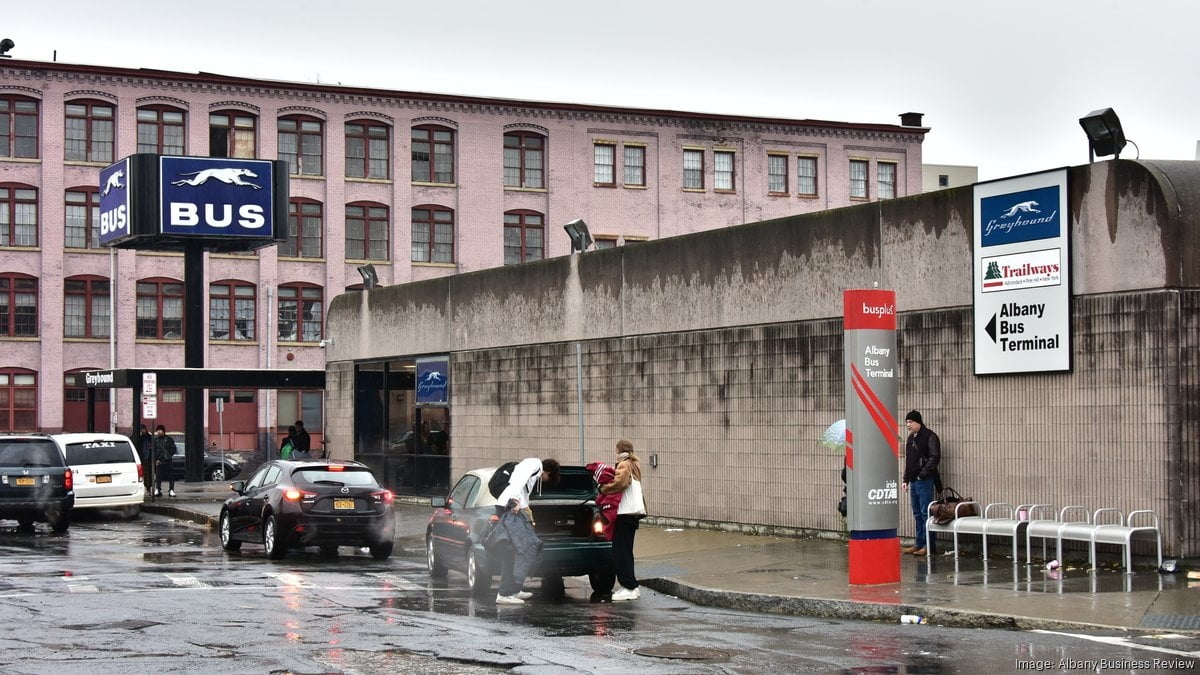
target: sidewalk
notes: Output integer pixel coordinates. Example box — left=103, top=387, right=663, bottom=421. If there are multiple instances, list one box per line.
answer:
left=144, top=482, right=1200, bottom=634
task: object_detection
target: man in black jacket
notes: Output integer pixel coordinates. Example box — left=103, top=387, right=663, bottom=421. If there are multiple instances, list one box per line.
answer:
left=901, top=410, right=940, bottom=556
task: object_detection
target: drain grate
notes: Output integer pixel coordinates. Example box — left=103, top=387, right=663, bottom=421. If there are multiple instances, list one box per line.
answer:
left=635, top=643, right=730, bottom=662
left=1140, top=614, right=1200, bottom=630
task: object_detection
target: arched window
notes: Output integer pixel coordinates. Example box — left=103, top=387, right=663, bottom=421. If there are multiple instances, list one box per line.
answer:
left=278, top=115, right=324, bottom=176
left=0, top=183, right=38, bottom=247
left=277, top=283, right=323, bottom=342
left=282, top=198, right=323, bottom=258
left=64, top=275, right=110, bottom=339
left=411, top=205, right=454, bottom=263
left=64, top=99, right=114, bottom=163
left=345, top=202, right=389, bottom=261
left=411, top=125, right=455, bottom=183
left=0, top=367, right=36, bottom=432
left=65, top=186, right=102, bottom=250
left=0, top=272, right=37, bottom=337
left=137, top=105, right=186, bottom=155
left=503, top=131, right=545, bottom=188
left=503, top=210, right=544, bottom=265
left=209, top=279, right=256, bottom=341
left=136, top=277, right=183, bottom=339
left=0, top=95, right=39, bottom=159
left=346, top=120, right=390, bottom=179
left=209, top=110, right=257, bottom=158
left=63, top=368, right=110, bottom=433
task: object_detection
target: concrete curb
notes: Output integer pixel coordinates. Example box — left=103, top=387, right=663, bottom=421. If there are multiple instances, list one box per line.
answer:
left=641, top=577, right=1139, bottom=634
left=143, top=504, right=216, bottom=529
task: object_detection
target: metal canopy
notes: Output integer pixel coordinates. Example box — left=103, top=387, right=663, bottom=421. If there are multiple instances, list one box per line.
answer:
left=82, top=368, right=324, bottom=390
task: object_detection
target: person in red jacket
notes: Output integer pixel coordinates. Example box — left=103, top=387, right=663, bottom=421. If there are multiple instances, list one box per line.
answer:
left=587, top=461, right=621, bottom=541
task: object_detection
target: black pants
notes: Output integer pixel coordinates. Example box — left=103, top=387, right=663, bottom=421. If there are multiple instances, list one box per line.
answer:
left=155, top=461, right=175, bottom=492
left=612, top=514, right=640, bottom=590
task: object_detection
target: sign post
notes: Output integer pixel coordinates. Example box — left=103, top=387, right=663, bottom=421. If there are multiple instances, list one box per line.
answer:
left=844, top=289, right=900, bottom=585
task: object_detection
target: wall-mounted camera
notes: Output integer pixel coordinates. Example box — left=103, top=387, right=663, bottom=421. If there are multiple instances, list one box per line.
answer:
left=318, top=338, right=333, bottom=348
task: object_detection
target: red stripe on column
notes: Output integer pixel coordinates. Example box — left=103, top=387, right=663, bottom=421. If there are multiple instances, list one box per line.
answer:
left=851, top=364, right=899, bottom=458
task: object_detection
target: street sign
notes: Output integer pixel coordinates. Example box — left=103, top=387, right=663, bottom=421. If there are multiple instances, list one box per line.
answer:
left=973, top=169, right=1071, bottom=374
left=142, top=372, right=157, bottom=397
left=142, top=394, right=157, bottom=419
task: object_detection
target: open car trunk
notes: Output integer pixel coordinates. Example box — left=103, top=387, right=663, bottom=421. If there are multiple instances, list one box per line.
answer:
left=529, top=466, right=600, bottom=541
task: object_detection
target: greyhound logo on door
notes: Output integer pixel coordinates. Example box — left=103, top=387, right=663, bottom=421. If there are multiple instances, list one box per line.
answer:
left=160, top=157, right=274, bottom=237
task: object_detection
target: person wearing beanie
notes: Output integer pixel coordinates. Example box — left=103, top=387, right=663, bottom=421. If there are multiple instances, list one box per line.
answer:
left=902, top=410, right=940, bottom=556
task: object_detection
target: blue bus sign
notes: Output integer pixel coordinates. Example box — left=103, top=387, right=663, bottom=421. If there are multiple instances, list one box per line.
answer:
left=159, top=156, right=275, bottom=238
left=98, top=158, right=131, bottom=246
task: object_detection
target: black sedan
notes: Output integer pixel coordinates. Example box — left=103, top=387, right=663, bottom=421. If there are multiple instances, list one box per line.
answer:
left=219, top=460, right=395, bottom=560
left=167, top=434, right=241, bottom=481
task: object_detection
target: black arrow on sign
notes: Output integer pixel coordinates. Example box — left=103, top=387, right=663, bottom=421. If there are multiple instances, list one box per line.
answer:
left=985, top=314, right=997, bottom=343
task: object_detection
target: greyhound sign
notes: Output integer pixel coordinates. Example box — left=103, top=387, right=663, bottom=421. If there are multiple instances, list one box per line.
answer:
left=160, top=157, right=274, bottom=237
left=98, top=158, right=131, bottom=246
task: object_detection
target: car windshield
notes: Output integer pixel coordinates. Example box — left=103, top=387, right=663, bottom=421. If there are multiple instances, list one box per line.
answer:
left=0, top=440, right=61, bottom=467
left=64, top=440, right=135, bottom=464
left=295, top=467, right=379, bottom=487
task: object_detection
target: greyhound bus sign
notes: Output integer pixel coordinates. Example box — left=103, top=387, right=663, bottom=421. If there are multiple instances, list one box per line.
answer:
left=98, top=158, right=131, bottom=246
left=159, top=157, right=274, bottom=237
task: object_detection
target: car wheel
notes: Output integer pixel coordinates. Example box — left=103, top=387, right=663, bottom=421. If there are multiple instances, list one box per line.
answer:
left=589, top=570, right=615, bottom=593
left=48, top=508, right=70, bottom=534
left=369, top=540, right=393, bottom=560
left=427, top=535, right=448, bottom=577
left=263, top=514, right=286, bottom=559
left=219, top=510, right=241, bottom=551
left=541, top=574, right=565, bottom=599
left=16, top=518, right=34, bottom=532
left=207, top=466, right=226, bottom=481
left=122, top=505, right=141, bottom=520
left=319, top=545, right=339, bottom=558
left=466, top=547, right=490, bottom=595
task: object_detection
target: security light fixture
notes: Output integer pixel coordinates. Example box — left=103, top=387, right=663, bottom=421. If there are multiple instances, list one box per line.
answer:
left=357, top=263, right=379, bottom=289
left=0, top=39, right=13, bottom=58
left=1079, top=108, right=1127, bottom=161
left=563, top=218, right=592, bottom=253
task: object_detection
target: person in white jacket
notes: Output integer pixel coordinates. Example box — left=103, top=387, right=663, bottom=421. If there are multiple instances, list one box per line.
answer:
left=599, top=440, right=646, bottom=601
left=494, top=457, right=560, bottom=604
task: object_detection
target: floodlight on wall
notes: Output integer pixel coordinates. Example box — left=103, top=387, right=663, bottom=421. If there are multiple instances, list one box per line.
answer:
left=563, top=218, right=592, bottom=253
left=1079, top=108, right=1127, bottom=161
left=357, top=264, right=380, bottom=289
left=0, top=39, right=14, bottom=58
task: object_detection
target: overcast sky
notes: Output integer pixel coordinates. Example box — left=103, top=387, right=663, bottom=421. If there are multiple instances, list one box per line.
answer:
left=6, top=1, right=1197, bottom=180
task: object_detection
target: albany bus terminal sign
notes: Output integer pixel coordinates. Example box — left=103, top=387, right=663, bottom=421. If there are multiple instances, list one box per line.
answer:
left=98, top=154, right=288, bottom=253
left=973, top=169, right=1071, bottom=374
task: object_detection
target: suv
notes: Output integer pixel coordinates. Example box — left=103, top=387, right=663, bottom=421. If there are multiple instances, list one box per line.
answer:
left=0, top=434, right=74, bottom=532
left=53, top=433, right=144, bottom=520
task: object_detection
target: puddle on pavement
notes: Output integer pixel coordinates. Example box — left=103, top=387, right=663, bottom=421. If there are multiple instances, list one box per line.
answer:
left=374, top=589, right=637, bottom=636
left=923, top=557, right=1175, bottom=593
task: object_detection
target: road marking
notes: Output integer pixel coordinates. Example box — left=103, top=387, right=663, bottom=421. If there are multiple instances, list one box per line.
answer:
left=365, top=572, right=426, bottom=591
left=67, top=585, right=99, bottom=593
left=1032, top=630, right=1200, bottom=658
left=264, top=572, right=317, bottom=588
left=164, top=574, right=209, bottom=588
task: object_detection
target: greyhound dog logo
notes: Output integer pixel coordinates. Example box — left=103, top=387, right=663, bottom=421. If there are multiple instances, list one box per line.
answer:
left=102, top=170, right=125, bottom=196
left=420, top=371, right=445, bottom=386
left=171, top=167, right=262, bottom=189
left=1001, top=200, right=1040, bottom=218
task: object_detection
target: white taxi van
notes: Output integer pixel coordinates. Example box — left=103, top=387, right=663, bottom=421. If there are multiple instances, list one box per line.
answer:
left=52, top=433, right=144, bottom=519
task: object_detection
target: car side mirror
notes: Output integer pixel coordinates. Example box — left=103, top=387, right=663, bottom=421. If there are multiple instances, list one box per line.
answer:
left=229, top=480, right=245, bottom=494
left=430, top=496, right=446, bottom=508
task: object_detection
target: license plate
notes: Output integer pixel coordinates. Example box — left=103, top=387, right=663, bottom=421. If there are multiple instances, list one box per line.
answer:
left=96, top=475, right=112, bottom=484
left=333, top=498, right=355, bottom=510
left=15, top=477, right=35, bottom=487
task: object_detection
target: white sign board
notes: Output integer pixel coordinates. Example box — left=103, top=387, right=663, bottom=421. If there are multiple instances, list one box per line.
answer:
left=142, top=372, right=157, bottom=397
left=142, top=394, right=158, bottom=419
left=973, top=169, right=1071, bottom=374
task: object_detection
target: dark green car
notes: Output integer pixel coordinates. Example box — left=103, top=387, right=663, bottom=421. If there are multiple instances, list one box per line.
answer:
left=426, top=465, right=614, bottom=597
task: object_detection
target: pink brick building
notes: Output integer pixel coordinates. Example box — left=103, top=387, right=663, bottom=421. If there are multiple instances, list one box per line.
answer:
left=0, top=58, right=926, bottom=446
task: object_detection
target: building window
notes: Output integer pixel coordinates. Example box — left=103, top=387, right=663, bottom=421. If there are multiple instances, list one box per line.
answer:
left=798, top=157, right=818, bottom=197
left=714, top=151, right=735, bottom=191
left=64, top=187, right=102, bottom=250
left=278, top=284, right=323, bottom=342
left=137, top=106, right=186, bottom=155
left=411, top=205, right=454, bottom=263
left=593, top=236, right=618, bottom=250
left=278, top=390, right=323, bottom=431
left=624, top=145, right=646, bottom=187
left=0, top=368, right=36, bottom=432
left=136, top=278, right=183, bottom=339
left=0, top=184, right=37, bottom=247
left=64, top=100, right=114, bottom=163
left=345, top=202, right=389, bottom=261
left=346, top=121, right=390, bottom=179
left=278, top=116, right=323, bottom=176
left=683, top=149, right=704, bottom=189
left=768, top=155, right=788, bottom=194
left=209, top=111, right=257, bottom=158
left=209, top=280, right=256, bottom=342
left=282, top=198, right=323, bottom=258
left=503, top=210, right=544, bottom=265
left=593, top=143, right=615, bottom=186
left=0, top=273, right=37, bottom=337
left=64, top=276, right=109, bottom=339
left=878, top=162, right=897, bottom=199
left=938, top=174, right=949, bottom=187
left=411, top=125, right=455, bottom=183
left=503, top=132, right=545, bottom=189
left=0, top=96, right=38, bottom=159
left=849, top=159, right=869, bottom=199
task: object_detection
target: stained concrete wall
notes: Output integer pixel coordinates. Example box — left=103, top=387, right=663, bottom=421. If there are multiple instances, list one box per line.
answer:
left=325, top=159, right=1200, bottom=556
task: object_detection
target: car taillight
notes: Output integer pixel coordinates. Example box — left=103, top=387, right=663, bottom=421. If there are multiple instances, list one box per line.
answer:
left=372, top=490, right=394, bottom=504
left=63, top=468, right=73, bottom=490
left=284, top=489, right=304, bottom=501
left=137, top=465, right=144, bottom=481
left=592, top=517, right=605, bottom=536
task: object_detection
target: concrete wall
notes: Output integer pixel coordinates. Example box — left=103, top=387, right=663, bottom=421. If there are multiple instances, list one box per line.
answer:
left=325, top=159, right=1200, bottom=556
